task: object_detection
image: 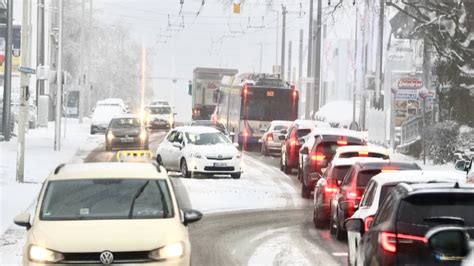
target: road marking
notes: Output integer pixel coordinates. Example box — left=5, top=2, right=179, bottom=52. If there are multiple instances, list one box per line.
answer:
left=332, top=252, right=348, bottom=256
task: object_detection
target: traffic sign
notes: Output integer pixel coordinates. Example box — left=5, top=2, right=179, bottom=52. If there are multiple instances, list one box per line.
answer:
left=17, top=66, right=36, bottom=74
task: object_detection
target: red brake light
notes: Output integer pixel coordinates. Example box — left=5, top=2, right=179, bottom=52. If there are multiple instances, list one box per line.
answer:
left=310, top=152, right=326, bottom=161
left=324, top=186, right=338, bottom=193
left=381, top=169, right=398, bottom=173
left=348, top=191, right=359, bottom=199
left=364, top=215, right=374, bottom=232
left=293, top=90, right=298, bottom=97
left=243, top=129, right=249, bottom=137
left=243, top=86, right=249, bottom=95
left=358, top=151, right=369, bottom=157
left=267, top=133, right=273, bottom=141
left=380, top=232, right=397, bottom=253
left=379, top=232, right=427, bottom=253
left=337, top=139, right=348, bottom=146
left=290, top=139, right=297, bottom=146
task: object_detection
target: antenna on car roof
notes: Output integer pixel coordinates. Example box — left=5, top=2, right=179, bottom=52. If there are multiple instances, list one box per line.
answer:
left=54, top=163, right=66, bottom=175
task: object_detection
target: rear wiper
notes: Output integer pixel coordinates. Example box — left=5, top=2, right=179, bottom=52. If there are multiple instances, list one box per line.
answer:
left=128, top=181, right=150, bottom=219
left=424, top=216, right=465, bottom=226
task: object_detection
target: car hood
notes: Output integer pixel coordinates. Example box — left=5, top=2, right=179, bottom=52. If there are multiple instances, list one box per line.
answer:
left=149, top=114, right=170, bottom=121
left=31, top=219, right=186, bottom=252
left=189, top=143, right=238, bottom=157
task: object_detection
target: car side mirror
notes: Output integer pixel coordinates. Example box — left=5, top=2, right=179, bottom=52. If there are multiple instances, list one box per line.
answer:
left=172, top=142, right=183, bottom=149
left=455, top=160, right=468, bottom=171
left=426, top=227, right=470, bottom=260
left=183, top=209, right=203, bottom=226
left=344, top=218, right=364, bottom=234
left=14, top=212, right=31, bottom=230
left=300, top=147, right=309, bottom=155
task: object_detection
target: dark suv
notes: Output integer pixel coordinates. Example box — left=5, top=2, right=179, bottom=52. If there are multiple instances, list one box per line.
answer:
left=346, top=182, right=474, bottom=266
left=280, top=120, right=316, bottom=174
left=330, top=161, right=421, bottom=240
left=300, top=130, right=367, bottom=199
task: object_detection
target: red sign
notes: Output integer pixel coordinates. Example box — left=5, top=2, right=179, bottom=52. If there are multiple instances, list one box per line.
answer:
left=398, top=78, right=423, bottom=89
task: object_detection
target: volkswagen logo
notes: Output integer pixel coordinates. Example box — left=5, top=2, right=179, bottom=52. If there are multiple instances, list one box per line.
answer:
left=218, top=154, right=223, bottom=159
left=99, top=251, right=114, bottom=265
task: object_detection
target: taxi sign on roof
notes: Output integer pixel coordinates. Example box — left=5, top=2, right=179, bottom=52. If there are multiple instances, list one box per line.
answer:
left=116, top=150, right=153, bottom=162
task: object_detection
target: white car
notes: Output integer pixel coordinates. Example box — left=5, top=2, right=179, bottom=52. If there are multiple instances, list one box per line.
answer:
left=156, top=126, right=242, bottom=179
left=333, top=145, right=390, bottom=160
left=145, top=105, right=175, bottom=130
left=13, top=162, right=202, bottom=266
left=260, top=120, right=292, bottom=155
left=90, top=105, right=126, bottom=134
left=347, top=170, right=467, bottom=266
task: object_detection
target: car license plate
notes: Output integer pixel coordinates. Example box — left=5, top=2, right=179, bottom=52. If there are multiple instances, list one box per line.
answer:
left=120, top=138, right=134, bottom=143
left=214, top=162, right=227, bottom=167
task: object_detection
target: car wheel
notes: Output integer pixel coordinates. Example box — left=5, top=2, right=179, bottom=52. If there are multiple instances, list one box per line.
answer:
left=313, top=198, right=325, bottom=228
left=90, top=128, right=95, bottom=135
left=181, top=159, right=191, bottom=178
left=231, top=173, right=241, bottom=179
left=301, top=182, right=311, bottom=199
left=335, top=212, right=347, bottom=241
left=284, top=158, right=292, bottom=174
left=329, top=209, right=337, bottom=235
left=280, top=154, right=284, bottom=171
left=156, top=155, right=164, bottom=166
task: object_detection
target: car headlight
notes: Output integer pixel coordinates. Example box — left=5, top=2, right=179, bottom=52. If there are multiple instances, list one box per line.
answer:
left=191, top=152, right=202, bottom=159
left=107, top=131, right=114, bottom=140
left=140, top=131, right=147, bottom=140
left=148, top=242, right=184, bottom=261
left=28, top=245, right=64, bottom=263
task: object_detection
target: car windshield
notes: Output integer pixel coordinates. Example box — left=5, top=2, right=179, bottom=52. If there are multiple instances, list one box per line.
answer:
left=40, top=179, right=174, bottom=220
left=149, top=106, right=171, bottom=115
left=297, top=129, right=312, bottom=138
left=186, top=132, right=230, bottom=145
left=339, top=152, right=388, bottom=159
left=110, top=118, right=141, bottom=128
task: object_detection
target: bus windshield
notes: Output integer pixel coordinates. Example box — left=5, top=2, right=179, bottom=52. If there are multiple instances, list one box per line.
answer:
left=241, top=87, right=295, bottom=121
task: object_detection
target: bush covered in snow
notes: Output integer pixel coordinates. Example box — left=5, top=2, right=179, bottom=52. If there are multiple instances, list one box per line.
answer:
left=424, top=121, right=460, bottom=164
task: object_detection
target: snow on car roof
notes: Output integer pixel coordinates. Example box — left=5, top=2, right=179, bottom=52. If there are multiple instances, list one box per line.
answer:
left=48, top=163, right=167, bottom=181
left=311, top=128, right=367, bottom=140
left=371, top=170, right=467, bottom=186
left=271, top=120, right=292, bottom=126
left=331, top=157, right=385, bottom=167
left=176, top=126, right=220, bottom=134
left=293, top=119, right=318, bottom=129
left=110, top=115, right=140, bottom=120
left=336, top=145, right=389, bottom=155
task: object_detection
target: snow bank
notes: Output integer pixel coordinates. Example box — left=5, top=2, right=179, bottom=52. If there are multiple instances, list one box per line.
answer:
left=314, top=100, right=358, bottom=128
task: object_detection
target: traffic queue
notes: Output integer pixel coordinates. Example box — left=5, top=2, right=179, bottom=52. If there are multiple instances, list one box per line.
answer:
left=261, top=119, right=474, bottom=266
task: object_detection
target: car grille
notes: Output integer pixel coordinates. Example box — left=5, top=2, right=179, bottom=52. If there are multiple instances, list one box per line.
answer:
left=204, top=166, right=235, bottom=171
left=206, top=155, right=233, bottom=160
left=62, top=251, right=152, bottom=264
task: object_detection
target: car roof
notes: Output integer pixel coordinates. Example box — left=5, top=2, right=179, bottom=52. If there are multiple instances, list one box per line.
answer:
left=336, top=145, right=389, bottom=155
left=331, top=157, right=385, bottom=167
left=399, top=182, right=474, bottom=196
left=371, top=170, right=467, bottom=186
left=110, top=115, right=140, bottom=120
left=311, top=128, right=367, bottom=140
left=355, top=160, right=419, bottom=171
left=48, top=163, right=167, bottom=181
left=292, top=119, right=317, bottom=129
left=148, top=104, right=170, bottom=108
left=175, top=126, right=220, bottom=133
left=271, top=120, right=292, bottom=126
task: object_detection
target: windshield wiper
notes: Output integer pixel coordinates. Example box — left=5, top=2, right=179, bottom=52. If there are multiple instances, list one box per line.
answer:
left=424, top=216, right=465, bottom=226
left=128, top=181, right=150, bottom=219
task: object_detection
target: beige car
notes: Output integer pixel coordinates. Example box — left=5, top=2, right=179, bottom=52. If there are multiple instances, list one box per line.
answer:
left=14, top=162, right=202, bottom=266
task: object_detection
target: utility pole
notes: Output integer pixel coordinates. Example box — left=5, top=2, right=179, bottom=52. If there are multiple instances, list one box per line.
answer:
left=312, top=0, right=322, bottom=113
left=298, top=29, right=303, bottom=83
left=374, top=0, right=384, bottom=108
left=87, top=0, right=93, bottom=115
left=352, top=9, right=358, bottom=124
left=2, top=0, right=13, bottom=141
left=305, top=0, right=314, bottom=119
left=78, top=0, right=85, bottom=123
left=17, top=0, right=31, bottom=183
left=55, top=0, right=63, bottom=151
left=280, top=5, right=287, bottom=81
left=287, top=41, right=292, bottom=82
left=36, top=0, right=45, bottom=107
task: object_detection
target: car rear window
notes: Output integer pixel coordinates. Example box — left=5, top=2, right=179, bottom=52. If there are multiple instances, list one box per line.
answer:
left=379, top=184, right=397, bottom=207
left=273, top=125, right=288, bottom=131
left=332, top=165, right=351, bottom=181
left=297, top=129, right=311, bottom=138
left=398, top=193, right=474, bottom=226
left=339, top=152, right=389, bottom=160
left=356, top=170, right=382, bottom=187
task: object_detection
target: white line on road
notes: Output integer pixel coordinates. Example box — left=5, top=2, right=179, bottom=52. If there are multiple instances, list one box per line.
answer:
left=332, top=252, right=348, bottom=257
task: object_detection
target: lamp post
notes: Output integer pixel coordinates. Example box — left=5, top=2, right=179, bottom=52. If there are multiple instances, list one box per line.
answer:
left=418, top=87, right=429, bottom=165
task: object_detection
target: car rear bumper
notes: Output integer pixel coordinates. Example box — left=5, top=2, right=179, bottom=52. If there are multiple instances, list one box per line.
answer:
left=148, top=121, right=171, bottom=129
left=188, top=157, right=242, bottom=175
left=265, top=141, right=283, bottom=151
left=109, top=137, right=147, bottom=148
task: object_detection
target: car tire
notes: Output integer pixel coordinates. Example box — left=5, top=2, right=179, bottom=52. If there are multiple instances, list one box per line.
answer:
left=280, top=155, right=284, bottom=171
left=231, top=173, right=241, bottom=179
left=156, top=155, right=164, bottom=166
left=181, top=159, right=191, bottom=178
left=284, top=158, right=292, bottom=174
left=261, top=144, right=269, bottom=156
left=329, top=209, right=337, bottom=235
left=301, top=182, right=311, bottom=199
left=90, top=128, right=95, bottom=135
left=313, top=198, right=325, bottom=228
left=335, top=212, right=347, bottom=241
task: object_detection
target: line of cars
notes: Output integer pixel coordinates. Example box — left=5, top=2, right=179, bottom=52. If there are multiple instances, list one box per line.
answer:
left=263, top=119, right=474, bottom=265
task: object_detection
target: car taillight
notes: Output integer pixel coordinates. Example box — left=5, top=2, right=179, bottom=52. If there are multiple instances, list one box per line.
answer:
left=358, top=151, right=369, bottom=157
left=324, top=186, right=338, bottom=194
left=267, top=133, right=273, bottom=141
left=364, top=215, right=374, bottom=232
left=337, top=139, right=347, bottom=145
left=243, top=129, right=249, bottom=137
left=347, top=191, right=360, bottom=200
left=310, top=152, right=326, bottom=162
left=379, top=232, right=427, bottom=253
